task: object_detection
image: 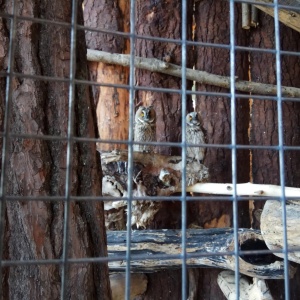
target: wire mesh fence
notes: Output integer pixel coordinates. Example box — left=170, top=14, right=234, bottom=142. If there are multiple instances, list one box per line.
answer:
left=1, top=0, right=300, bottom=299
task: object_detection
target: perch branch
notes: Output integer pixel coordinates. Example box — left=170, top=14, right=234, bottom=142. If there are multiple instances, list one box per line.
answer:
left=87, top=49, right=300, bottom=98
left=101, top=150, right=300, bottom=198
left=107, top=228, right=297, bottom=279
left=186, top=182, right=300, bottom=197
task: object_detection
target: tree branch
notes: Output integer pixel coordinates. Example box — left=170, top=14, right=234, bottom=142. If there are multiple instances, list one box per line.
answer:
left=87, top=49, right=300, bottom=98
left=186, top=182, right=300, bottom=197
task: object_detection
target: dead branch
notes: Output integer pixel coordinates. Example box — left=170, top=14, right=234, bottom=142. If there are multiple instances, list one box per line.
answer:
left=87, top=49, right=300, bottom=98
left=107, top=228, right=297, bottom=279
left=187, top=182, right=300, bottom=197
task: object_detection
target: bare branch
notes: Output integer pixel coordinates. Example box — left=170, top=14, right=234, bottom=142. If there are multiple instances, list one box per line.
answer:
left=186, top=182, right=300, bottom=197
left=87, top=49, right=300, bottom=98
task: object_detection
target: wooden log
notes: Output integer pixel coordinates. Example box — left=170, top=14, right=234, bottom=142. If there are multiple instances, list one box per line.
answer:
left=107, top=228, right=297, bottom=279
left=261, top=199, right=300, bottom=264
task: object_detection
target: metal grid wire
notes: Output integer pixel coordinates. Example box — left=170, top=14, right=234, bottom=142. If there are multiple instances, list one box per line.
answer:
left=1, top=0, right=300, bottom=299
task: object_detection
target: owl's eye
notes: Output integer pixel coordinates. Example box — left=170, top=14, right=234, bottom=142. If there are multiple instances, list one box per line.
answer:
left=141, top=111, right=145, bottom=117
left=189, top=115, right=193, bottom=121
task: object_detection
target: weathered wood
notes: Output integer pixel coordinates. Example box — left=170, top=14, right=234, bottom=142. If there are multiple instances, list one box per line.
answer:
left=218, top=270, right=273, bottom=300
left=254, top=0, right=300, bottom=33
left=107, top=228, right=296, bottom=279
left=261, top=200, right=300, bottom=264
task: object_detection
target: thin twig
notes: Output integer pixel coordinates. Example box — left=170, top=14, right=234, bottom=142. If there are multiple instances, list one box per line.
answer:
left=87, top=49, right=300, bottom=98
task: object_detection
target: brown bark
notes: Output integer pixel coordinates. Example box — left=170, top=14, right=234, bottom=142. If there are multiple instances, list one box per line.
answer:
left=193, top=0, right=250, bottom=229
left=135, top=0, right=194, bottom=156
left=250, top=13, right=300, bottom=300
left=132, top=1, right=194, bottom=299
left=83, top=0, right=130, bottom=151
left=1, top=0, right=111, bottom=299
left=193, top=1, right=250, bottom=299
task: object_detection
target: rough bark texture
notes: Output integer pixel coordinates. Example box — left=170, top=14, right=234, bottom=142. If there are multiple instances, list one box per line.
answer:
left=135, top=0, right=194, bottom=156
left=192, top=1, right=251, bottom=299
left=83, top=0, right=130, bottom=151
left=194, top=0, right=250, bottom=227
left=250, top=12, right=300, bottom=300
left=1, top=0, right=111, bottom=299
left=132, top=1, right=194, bottom=299
left=107, top=228, right=290, bottom=278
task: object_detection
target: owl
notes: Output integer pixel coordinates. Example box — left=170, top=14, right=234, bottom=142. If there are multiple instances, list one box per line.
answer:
left=186, top=111, right=205, bottom=163
left=134, top=105, right=156, bottom=152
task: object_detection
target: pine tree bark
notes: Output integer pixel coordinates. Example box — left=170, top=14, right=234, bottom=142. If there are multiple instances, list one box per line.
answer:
left=250, top=13, right=300, bottom=300
left=83, top=0, right=130, bottom=151
left=0, top=0, right=111, bottom=299
left=135, top=0, right=194, bottom=156
left=193, top=1, right=251, bottom=299
left=133, top=1, right=194, bottom=299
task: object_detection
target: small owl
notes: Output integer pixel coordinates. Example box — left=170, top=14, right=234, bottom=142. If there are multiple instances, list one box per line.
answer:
left=134, top=105, right=156, bottom=152
left=186, top=111, right=205, bottom=162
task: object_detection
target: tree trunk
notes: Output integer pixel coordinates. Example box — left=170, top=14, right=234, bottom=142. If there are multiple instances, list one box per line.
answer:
left=132, top=1, right=194, bottom=299
left=83, top=0, right=130, bottom=151
left=135, top=0, right=194, bottom=156
left=1, top=0, right=111, bottom=299
left=193, top=1, right=250, bottom=298
left=250, top=13, right=300, bottom=300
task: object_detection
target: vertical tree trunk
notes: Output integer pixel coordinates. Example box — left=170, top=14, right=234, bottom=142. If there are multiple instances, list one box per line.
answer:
left=83, top=0, right=130, bottom=151
left=83, top=0, right=130, bottom=230
left=250, top=13, right=300, bottom=300
left=1, top=0, right=111, bottom=299
left=135, top=0, right=194, bottom=156
left=133, top=1, right=194, bottom=299
left=193, top=1, right=250, bottom=298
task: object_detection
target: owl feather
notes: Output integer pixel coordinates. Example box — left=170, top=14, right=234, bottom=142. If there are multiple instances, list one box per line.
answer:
left=134, top=106, right=156, bottom=152
left=186, top=112, right=205, bottom=162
